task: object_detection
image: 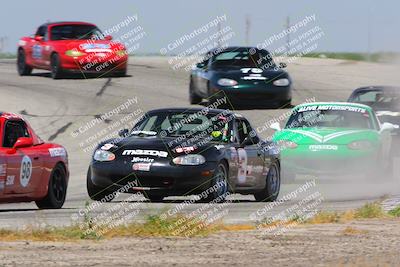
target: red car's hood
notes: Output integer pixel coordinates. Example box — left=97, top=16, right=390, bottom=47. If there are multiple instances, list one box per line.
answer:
left=54, top=40, right=125, bottom=52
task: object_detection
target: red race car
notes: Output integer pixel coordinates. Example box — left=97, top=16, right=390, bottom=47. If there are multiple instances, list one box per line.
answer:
left=0, top=112, right=69, bottom=209
left=17, top=21, right=128, bottom=79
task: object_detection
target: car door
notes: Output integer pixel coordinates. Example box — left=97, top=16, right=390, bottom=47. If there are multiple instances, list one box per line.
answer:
left=234, top=118, right=264, bottom=185
left=31, top=25, right=47, bottom=67
left=3, top=120, right=43, bottom=195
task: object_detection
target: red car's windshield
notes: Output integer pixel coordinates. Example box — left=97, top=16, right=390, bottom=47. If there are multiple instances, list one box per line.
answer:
left=50, top=24, right=104, bottom=41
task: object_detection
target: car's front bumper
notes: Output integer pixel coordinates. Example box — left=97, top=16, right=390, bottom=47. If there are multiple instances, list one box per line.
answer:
left=281, top=146, right=378, bottom=176
left=210, top=83, right=291, bottom=107
left=90, top=160, right=218, bottom=196
left=60, top=54, right=128, bottom=73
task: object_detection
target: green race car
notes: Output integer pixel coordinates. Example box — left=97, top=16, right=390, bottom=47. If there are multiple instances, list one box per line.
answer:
left=271, top=102, right=398, bottom=181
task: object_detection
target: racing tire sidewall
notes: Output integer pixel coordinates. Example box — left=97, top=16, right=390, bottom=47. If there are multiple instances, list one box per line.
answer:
left=35, top=164, right=67, bottom=209
left=203, top=162, right=229, bottom=203
left=17, top=49, right=32, bottom=76
left=51, top=53, right=63, bottom=79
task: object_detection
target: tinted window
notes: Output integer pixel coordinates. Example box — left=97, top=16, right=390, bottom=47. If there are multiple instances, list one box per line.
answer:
left=286, top=109, right=374, bottom=129
left=50, top=25, right=104, bottom=40
left=3, top=120, right=30, bottom=148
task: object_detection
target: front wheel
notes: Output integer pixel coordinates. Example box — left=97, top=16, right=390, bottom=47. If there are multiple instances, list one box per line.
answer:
left=254, top=161, right=281, bottom=202
left=189, top=79, right=202, bottom=104
left=35, top=164, right=67, bottom=209
left=17, top=49, right=32, bottom=76
left=202, top=162, right=229, bottom=203
left=87, top=167, right=115, bottom=202
left=51, top=53, right=63, bottom=79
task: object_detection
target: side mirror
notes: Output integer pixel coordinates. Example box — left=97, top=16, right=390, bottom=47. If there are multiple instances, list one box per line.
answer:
left=118, top=128, right=129, bottom=137
left=381, top=122, right=399, bottom=132
left=279, top=62, right=287, bottom=68
left=105, top=35, right=113, bottom=41
left=196, top=62, right=206, bottom=68
left=14, top=137, right=33, bottom=149
left=34, top=35, right=44, bottom=42
left=270, top=122, right=281, bottom=131
left=241, top=135, right=260, bottom=147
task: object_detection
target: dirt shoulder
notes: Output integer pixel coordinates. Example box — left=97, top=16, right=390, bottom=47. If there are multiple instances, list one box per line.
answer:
left=0, top=218, right=399, bottom=266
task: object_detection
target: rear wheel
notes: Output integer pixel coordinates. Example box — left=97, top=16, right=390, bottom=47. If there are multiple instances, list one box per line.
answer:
left=87, top=167, right=115, bottom=202
left=202, top=162, right=229, bottom=203
left=17, top=49, right=32, bottom=76
left=50, top=53, right=63, bottom=79
left=189, top=79, right=202, bottom=104
left=254, top=161, right=281, bottom=202
left=35, top=164, right=67, bottom=209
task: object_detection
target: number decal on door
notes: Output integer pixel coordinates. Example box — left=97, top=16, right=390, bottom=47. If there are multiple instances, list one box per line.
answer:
left=32, top=45, right=42, bottom=59
left=237, top=148, right=248, bottom=184
left=20, top=155, right=32, bottom=187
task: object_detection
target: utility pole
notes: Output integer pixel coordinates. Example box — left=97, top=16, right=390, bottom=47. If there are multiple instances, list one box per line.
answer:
left=245, top=15, right=251, bottom=46
left=285, top=16, right=291, bottom=55
left=0, top=37, right=7, bottom=53
left=367, top=6, right=372, bottom=61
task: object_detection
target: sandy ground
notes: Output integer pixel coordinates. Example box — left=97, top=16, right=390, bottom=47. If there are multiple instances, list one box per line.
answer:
left=0, top=218, right=399, bottom=266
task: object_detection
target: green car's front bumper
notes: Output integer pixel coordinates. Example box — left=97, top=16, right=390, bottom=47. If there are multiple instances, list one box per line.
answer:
left=281, top=145, right=379, bottom=175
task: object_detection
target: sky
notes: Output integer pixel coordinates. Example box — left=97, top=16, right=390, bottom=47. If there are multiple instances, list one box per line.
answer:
left=0, top=0, right=398, bottom=54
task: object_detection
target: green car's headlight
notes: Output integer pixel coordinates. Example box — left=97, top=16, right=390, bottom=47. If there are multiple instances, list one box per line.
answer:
left=217, top=78, right=238, bottom=86
left=273, top=78, right=290, bottom=86
left=348, top=140, right=373, bottom=150
left=277, top=140, right=298, bottom=149
left=65, top=50, right=86, bottom=57
left=115, top=50, right=127, bottom=56
left=94, top=149, right=115, bottom=161
left=173, top=154, right=205, bottom=165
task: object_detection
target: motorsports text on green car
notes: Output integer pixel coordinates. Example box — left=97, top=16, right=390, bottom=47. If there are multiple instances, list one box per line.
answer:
left=272, top=102, right=398, bottom=181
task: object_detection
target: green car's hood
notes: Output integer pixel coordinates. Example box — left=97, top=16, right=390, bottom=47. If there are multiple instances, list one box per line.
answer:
left=273, top=127, right=378, bottom=145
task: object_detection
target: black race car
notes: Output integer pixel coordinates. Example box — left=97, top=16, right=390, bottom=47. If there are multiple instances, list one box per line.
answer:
left=87, top=108, right=280, bottom=202
left=189, top=47, right=292, bottom=109
left=348, top=86, right=400, bottom=153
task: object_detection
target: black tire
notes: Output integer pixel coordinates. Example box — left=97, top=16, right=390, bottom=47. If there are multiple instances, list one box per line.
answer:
left=35, top=164, right=67, bottom=209
left=202, top=162, right=229, bottom=203
left=86, top=167, right=115, bottom=202
left=189, top=79, right=202, bottom=104
left=254, top=161, right=281, bottom=202
left=17, top=49, right=32, bottom=76
left=50, top=53, right=63, bottom=79
left=147, top=194, right=164, bottom=202
left=113, top=68, right=127, bottom=77
left=279, top=99, right=292, bottom=109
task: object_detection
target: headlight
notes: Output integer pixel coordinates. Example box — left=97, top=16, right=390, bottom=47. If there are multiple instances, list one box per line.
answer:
left=115, top=50, right=127, bottom=56
left=93, top=149, right=115, bottom=161
left=347, top=140, right=373, bottom=150
left=273, top=78, right=290, bottom=86
left=65, top=50, right=86, bottom=57
left=173, top=154, right=205, bottom=165
left=217, top=78, right=238, bottom=86
left=277, top=140, right=298, bottom=149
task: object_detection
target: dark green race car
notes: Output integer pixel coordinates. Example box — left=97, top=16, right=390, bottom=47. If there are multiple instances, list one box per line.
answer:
left=189, top=47, right=292, bottom=109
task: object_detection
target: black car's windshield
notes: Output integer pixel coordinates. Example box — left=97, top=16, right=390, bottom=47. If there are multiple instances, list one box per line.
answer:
left=210, top=50, right=275, bottom=69
left=351, top=90, right=400, bottom=111
left=50, top=25, right=104, bottom=40
left=286, top=106, right=374, bottom=129
left=133, top=111, right=232, bottom=142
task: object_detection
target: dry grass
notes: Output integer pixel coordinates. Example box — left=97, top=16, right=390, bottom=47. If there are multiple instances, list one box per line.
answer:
left=0, top=202, right=396, bottom=242
left=341, top=226, right=369, bottom=236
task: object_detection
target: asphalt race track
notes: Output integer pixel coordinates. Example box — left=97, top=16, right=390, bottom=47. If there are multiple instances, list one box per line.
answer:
left=0, top=56, right=399, bottom=228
